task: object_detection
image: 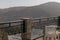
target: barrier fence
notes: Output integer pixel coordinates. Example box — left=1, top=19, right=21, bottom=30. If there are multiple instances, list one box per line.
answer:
left=0, top=16, right=59, bottom=40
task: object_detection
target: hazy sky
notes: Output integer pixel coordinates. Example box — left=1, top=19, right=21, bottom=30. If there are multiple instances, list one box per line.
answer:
left=0, top=0, right=60, bottom=9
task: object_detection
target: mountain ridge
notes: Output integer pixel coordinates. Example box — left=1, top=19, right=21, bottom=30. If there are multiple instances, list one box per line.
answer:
left=0, top=2, right=60, bottom=22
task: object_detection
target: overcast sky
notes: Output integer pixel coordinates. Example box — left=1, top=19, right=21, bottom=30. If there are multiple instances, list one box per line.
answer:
left=0, top=0, right=60, bottom=9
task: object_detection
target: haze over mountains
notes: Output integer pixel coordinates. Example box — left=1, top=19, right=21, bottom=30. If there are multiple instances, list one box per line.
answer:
left=0, top=2, right=60, bottom=22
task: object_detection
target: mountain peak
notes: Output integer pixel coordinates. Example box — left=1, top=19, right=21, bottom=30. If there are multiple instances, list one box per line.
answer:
left=41, top=2, right=60, bottom=6
left=45, top=2, right=59, bottom=4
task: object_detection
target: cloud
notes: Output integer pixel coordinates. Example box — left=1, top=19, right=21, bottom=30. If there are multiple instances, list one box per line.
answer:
left=0, top=0, right=60, bottom=8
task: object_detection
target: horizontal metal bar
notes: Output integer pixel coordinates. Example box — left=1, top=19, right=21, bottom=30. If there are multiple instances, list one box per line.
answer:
left=32, top=35, right=44, bottom=40
left=0, top=20, right=23, bottom=25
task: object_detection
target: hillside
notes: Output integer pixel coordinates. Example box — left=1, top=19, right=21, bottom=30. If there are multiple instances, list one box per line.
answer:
left=0, top=2, right=60, bottom=22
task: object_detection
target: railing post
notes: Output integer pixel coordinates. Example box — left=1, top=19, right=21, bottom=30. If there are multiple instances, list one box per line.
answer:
left=0, top=28, right=8, bottom=40
left=58, top=16, right=60, bottom=28
left=21, top=18, right=32, bottom=40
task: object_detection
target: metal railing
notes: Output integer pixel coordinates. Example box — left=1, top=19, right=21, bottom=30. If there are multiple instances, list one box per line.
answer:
left=0, top=16, right=59, bottom=40
left=32, top=16, right=58, bottom=40
left=0, top=20, right=23, bottom=40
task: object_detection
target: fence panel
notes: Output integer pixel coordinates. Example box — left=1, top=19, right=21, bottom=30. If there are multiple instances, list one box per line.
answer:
left=0, top=17, right=58, bottom=40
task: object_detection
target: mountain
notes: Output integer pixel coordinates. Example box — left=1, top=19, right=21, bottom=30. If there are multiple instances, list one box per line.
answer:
left=0, top=2, right=60, bottom=22
left=0, top=7, right=27, bottom=22
left=39, top=2, right=60, bottom=16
